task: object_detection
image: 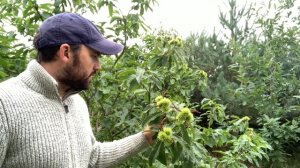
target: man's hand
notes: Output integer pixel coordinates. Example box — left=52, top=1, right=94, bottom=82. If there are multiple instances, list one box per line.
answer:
left=143, top=117, right=166, bottom=145
left=143, top=125, right=154, bottom=145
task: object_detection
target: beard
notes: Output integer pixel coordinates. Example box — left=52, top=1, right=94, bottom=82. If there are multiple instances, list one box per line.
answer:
left=61, top=66, right=90, bottom=91
left=57, top=54, right=94, bottom=92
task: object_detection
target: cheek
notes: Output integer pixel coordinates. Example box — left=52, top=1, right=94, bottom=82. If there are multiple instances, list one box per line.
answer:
left=70, top=62, right=86, bottom=77
left=78, top=52, right=98, bottom=73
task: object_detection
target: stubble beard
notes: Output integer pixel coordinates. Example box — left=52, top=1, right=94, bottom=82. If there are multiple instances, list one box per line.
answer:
left=62, top=66, right=90, bottom=92
left=58, top=55, right=91, bottom=92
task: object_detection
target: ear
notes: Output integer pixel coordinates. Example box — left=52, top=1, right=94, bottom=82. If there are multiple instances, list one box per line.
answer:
left=58, top=44, right=71, bottom=63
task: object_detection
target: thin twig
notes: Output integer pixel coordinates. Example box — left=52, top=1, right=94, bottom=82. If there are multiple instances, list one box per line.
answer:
left=112, top=126, right=129, bottom=138
left=113, top=17, right=127, bottom=67
left=34, top=3, right=44, bottom=21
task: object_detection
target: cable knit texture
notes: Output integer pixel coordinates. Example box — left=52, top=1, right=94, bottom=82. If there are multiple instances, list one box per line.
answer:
left=0, top=60, right=148, bottom=168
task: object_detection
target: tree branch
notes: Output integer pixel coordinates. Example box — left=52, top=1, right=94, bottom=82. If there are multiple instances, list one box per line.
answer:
left=113, top=16, right=128, bottom=67
left=34, top=3, right=44, bottom=21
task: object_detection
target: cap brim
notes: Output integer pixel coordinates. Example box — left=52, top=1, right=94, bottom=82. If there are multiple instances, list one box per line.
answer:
left=87, top=39, right=124, bottom=55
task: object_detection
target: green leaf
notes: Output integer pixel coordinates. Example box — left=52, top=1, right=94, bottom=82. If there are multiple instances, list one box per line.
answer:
left=117, top=68, right=136, bottom=80
left=150, top=75, right=163, bottom=90
left=133, top=89, right=147, bottom=95
left=142, top=110, right=162, bottom=126
left=140, top=5, right=144, bottom=15
left=157, top=142, right=167, bottom=165
left=171, top=142, right=183, bottom=163
left=110, top=16, right=122, bottom=23
left=183, top=160, right=194, bottom=168
left=293, top=95, right=300, bottom=99
left=135, top=67, right=145, bottom=83
left=0, top=71, right=7, bottom=79
left=181, top=125, right=191, bottom=144
left=148, top=141, right=162, bottom=166
left=108, top=2, right=113, bottom=16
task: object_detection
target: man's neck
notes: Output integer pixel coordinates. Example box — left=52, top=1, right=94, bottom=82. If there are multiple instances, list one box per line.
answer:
left=40, top=61, right=69, bottom=99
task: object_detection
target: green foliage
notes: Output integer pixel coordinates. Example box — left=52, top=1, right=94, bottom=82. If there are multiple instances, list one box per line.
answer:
left=0, top=27, right=30, bottom=81
left=183, top=0, right=300, bottom=166
left=2, top=0, right=300, bottom=167
left=200, top=100, right=271, bottom=168
left=201, top=98, right=226, bottom=127
left=258, top=115, right=300, bottom=165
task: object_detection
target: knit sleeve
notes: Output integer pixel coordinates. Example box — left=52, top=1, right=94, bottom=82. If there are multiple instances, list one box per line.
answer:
left=0, top=100, right=9, bottom=167
left=88, top=132, right=149, bottom=168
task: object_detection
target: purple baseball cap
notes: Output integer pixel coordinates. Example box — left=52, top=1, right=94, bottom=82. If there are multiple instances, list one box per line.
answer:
left=36, top=12, right=124, bottom=55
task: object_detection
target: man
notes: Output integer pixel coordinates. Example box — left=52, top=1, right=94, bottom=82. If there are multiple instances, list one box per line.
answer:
left=0, top=13, right=154, bottom=168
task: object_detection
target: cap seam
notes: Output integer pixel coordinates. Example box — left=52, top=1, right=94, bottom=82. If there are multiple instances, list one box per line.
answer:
left=57, top=13, right=62, bottom=45
left=78, top=14, right=91, bottom=44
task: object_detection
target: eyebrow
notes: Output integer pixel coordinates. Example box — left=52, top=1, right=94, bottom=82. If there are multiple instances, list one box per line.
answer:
left=89, top=49, right=101, bottom=57
left=85, top=45, right=102, bottom=57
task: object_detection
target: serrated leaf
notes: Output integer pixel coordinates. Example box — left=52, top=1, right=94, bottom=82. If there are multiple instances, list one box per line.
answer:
left=133, top=89, right=147, bottom=95
left=148, top=141, right=162, bottom=166
left=135, top=67, right=145, bottom=83
left=142, top=111, right=162, bottom=126
left=157, top=142, right=167, bottom=165
left=117, top=68, right=136, bottom=79
left=181, top=125, right=191, bottom=144
left=171, top=142, right=183, bottom=163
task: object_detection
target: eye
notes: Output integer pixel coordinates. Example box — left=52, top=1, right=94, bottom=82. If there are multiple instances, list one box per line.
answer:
left=90, top=50, right=101, bottom=61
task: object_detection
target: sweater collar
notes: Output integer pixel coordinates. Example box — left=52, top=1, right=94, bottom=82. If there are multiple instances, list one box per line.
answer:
left=19, top=60, right=73, bottom=100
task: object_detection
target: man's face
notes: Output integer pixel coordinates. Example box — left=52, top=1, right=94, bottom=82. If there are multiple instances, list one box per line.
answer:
left=58, top=45, right=101, bottom=91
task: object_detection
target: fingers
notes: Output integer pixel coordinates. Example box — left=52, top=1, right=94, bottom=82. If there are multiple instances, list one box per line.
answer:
left=143, top=127, right=154, bottom=145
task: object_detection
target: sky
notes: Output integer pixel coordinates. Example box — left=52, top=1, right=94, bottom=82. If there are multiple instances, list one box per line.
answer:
left=114, top=0, right=292, bottom=39
left=10, top=0, right=238, bottom=44
left=12, top=0, right=300, bottom=45
left=135, top=0, right=267, bottom=38
left=142, top=0, right=226, bottom=37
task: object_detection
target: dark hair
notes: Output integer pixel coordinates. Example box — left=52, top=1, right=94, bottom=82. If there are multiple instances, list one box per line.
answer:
left=33, top=32, right=81, bottom=63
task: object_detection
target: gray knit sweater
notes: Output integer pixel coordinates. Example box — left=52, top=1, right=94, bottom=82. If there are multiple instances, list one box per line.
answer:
left=0, top=60, right=148, bottom=168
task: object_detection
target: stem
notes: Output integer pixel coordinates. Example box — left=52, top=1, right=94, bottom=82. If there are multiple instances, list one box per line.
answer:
left=34, top=3, right=44, bottom=21
left=148, top=82, right=151, bottom=104
left=112, top=126, right=129, bottom=138
left=171, top=102, right=181, bottom=112
left=112, top=91, right=120, bottom=108
left=113, top=15, right=127, bottom=67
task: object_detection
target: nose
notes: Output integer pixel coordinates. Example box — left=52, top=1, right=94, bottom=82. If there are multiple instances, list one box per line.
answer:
left=94, top=61, right=101, bottom=72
